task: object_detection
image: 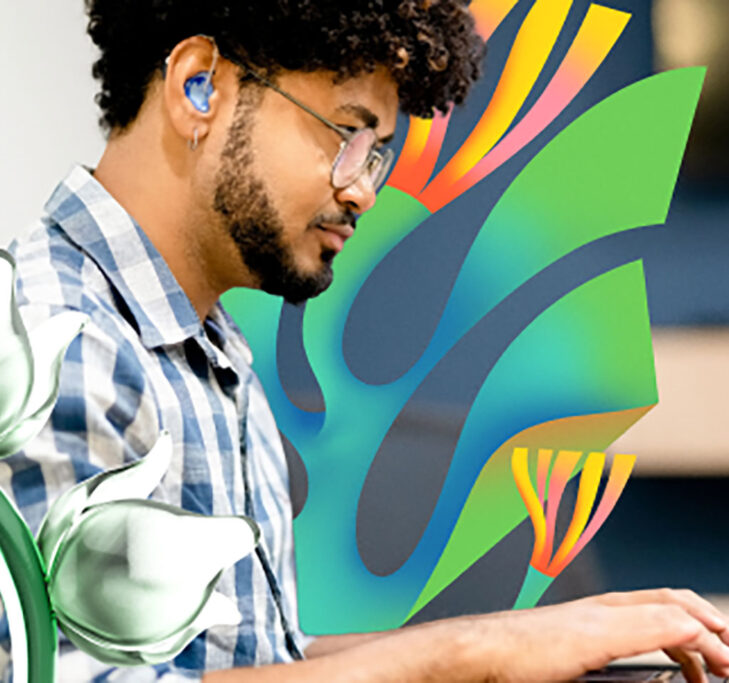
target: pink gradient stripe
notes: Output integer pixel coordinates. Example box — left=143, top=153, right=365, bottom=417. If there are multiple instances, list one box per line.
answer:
left=549, top=455, right=635, bottom=574
left=536, top=448, right=553, bottom=505
left=537, top=451, right=581, bottom=569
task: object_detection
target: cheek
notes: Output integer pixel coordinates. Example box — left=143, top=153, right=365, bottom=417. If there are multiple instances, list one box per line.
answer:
left=250, top=114, right=335, bottom=222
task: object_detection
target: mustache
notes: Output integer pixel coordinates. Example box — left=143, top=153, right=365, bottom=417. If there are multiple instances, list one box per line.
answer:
left=308, top=211, right=358, bottom=231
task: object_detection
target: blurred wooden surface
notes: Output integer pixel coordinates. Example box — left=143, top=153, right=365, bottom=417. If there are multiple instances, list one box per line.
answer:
left=610, top=327, right=729, bottom=476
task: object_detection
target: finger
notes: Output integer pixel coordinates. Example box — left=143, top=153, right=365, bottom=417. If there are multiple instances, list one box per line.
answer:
left=671, top=619, right=729, bottom=678
left=654, top=590, right=727, bottom=636
left=598, top=603, right=729, bottom=673
left=593, top=589, right=728, bottom=635
left=664, top=647, right=707, bottom=683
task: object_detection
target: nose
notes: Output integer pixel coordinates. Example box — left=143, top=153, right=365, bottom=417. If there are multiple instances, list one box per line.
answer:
left=334, top=172, right=377, bottom=215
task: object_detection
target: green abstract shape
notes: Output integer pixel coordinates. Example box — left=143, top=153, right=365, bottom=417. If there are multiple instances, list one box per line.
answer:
left=512, top=566, right=555, bottom=610
left=223, top=68, right=703, bottom=633
left=408, top=260, right=655, bottom=619
left=427, top=67, right=705, bottom=363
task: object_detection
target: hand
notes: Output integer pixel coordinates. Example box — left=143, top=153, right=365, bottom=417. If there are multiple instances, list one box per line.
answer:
left=462, top=589, right=729, bottom=683
left=202, top=589, right=729, bottom=683
left=594, top=589, right=729, bottom=683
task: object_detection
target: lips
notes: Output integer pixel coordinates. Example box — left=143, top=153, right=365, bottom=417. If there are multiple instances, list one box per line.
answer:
left=316, top=223, right=355, bottom=254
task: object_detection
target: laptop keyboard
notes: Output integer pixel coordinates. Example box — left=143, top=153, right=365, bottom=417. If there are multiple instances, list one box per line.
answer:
left=577, top=667, right=728, bottom=681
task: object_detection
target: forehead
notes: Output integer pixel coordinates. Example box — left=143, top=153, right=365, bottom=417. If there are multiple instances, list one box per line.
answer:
left=274, top=67, right=399, bottom=138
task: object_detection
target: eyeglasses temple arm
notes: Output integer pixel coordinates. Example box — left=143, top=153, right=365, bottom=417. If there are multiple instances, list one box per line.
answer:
left=236, top=63, right=354, bottom=141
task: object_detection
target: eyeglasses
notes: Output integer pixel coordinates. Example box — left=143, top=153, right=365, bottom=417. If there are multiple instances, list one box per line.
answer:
left=216, top=46, right=395, bottom=192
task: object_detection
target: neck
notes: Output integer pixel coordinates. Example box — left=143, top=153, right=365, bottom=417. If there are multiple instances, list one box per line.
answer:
left=93, top=110, right=248, bottom=321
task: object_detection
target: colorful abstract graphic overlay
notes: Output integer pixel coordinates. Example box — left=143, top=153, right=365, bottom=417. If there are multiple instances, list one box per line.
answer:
left=511, top=447, right=636, bottom=609
left=222, top=0, right=704, bottom=633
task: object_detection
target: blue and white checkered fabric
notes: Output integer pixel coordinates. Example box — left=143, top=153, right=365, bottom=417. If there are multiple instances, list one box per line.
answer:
left=0, top=165, right=311, bottom=681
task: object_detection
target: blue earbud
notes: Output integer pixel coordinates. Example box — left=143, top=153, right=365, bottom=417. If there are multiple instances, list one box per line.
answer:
left=185, top=72, right=214, bottom=113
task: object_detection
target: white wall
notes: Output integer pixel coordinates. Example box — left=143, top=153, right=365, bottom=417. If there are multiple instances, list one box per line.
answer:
left=0, top=1, right=105, bottom=246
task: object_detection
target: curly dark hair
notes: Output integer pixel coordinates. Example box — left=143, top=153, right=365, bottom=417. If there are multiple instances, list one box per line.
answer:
left=84, top=0, right=485, bottom=131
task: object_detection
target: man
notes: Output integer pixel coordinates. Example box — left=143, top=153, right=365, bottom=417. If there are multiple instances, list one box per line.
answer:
left=2, top=1, right=729, bottom=681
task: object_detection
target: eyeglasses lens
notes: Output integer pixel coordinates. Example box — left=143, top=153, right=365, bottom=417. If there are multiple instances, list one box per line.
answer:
left=371, top=148, right=394, bottom=190
left=332, top=128, right=392, bottom=191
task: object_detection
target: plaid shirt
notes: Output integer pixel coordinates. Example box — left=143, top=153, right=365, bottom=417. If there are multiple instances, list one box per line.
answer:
left=0, top=165, right=311, bottom=681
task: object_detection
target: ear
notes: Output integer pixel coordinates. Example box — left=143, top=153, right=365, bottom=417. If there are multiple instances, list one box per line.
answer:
left=163, top=36, right=235, bottom=150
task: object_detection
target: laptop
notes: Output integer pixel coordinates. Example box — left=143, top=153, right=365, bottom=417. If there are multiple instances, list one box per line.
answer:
left=577, top=665, right=727, bottom=681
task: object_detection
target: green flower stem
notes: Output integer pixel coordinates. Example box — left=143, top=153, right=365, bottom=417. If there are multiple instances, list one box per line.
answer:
left=0, top=490, right=56, bottom=683
left=512, top=565, right=555, bottom=610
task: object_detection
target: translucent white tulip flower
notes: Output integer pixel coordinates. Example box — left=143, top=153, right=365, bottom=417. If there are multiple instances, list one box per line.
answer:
left=37, top=431, right=260, bottom=665
left=0, top=250, right=87, bottom=458
left=0, top=249, right=259, bottom=671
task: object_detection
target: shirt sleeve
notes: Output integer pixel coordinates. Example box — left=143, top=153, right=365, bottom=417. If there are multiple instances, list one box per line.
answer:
left=0, top=306, right=203, bottom=682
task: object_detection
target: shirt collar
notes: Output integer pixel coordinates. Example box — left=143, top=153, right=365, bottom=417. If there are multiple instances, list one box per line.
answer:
left=45, top=164, right=202, bottom=348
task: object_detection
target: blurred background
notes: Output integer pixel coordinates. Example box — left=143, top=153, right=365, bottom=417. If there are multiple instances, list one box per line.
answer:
left=0, top=0, right=728, bottom=632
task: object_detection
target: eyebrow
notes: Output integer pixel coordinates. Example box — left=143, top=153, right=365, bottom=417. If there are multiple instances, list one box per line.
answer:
left=335, top=103, right=395, bottom=144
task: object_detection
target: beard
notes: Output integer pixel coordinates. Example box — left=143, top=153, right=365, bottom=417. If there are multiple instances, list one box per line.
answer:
left=212, top=100, right=335, bottom=305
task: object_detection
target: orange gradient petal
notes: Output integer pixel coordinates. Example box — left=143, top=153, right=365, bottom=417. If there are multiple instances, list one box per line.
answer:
left=470, top=0, right=520, bottom=41
left=387, top=111, right=451, bottom=196
left=421, top=0, right=573, bottom=209
left=420, top=4, right=630, bottom=210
